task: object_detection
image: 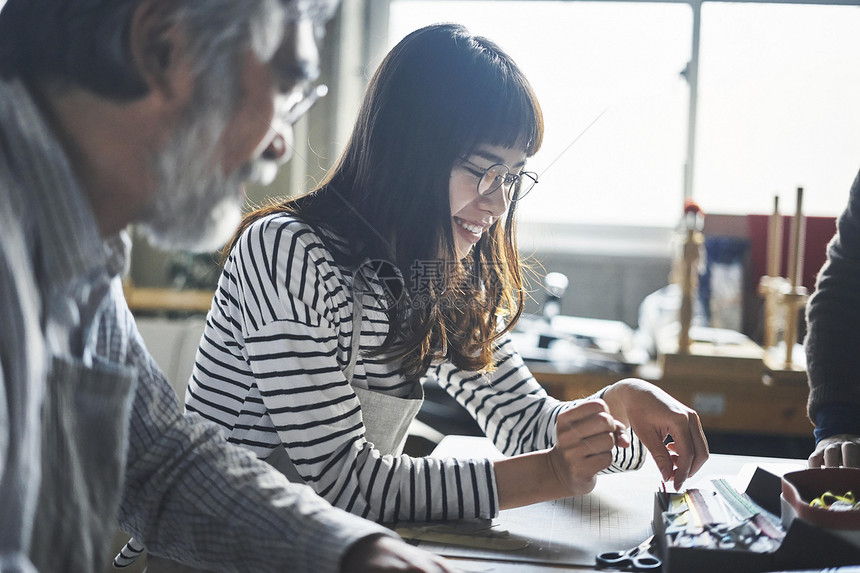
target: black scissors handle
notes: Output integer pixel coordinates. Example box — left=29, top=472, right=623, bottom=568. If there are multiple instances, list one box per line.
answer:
left=595, top=538, right=662, bottom=571
left=596, top=549, right=630, bottom=567
left=631, top=553, right=662, bottom=571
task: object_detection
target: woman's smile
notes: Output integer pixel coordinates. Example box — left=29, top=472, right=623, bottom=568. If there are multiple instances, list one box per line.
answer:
left=454, top=216, right=487, bottom=241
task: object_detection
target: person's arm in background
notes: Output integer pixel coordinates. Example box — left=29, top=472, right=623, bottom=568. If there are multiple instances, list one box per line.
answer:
left=805, top=168, right=860, bottom=468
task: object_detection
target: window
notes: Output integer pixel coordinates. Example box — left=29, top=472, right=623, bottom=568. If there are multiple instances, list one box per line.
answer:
left=695, top=2, right=860, bottom=217
left=389, top=0, right=860, bottom=231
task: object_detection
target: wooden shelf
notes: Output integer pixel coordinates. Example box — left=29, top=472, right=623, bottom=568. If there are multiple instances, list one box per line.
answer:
left=123, top=285, right=214, bottom=314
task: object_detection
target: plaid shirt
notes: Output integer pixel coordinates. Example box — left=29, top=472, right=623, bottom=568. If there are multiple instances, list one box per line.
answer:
left=0, top=77, right=391, bottom=573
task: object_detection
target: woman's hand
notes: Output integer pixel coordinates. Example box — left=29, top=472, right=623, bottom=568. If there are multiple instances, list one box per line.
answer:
left=547, top=399, right=630, bottom=497
left=602, top=379, right=709, bottom=490
left=494, top=399, right=628, bottom=508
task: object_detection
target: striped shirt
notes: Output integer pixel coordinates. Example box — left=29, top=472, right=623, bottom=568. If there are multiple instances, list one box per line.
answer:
left=186, top=213, right=646, bottom=523
left=0, top=77, right=391, bottom=573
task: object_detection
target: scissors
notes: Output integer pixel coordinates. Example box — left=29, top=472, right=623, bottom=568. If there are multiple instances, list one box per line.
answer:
left=595, top=535, right=662, bottom=571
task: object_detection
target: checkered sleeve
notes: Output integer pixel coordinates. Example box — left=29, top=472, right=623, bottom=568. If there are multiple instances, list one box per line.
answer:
left=110, top=289, right=393, bottom=573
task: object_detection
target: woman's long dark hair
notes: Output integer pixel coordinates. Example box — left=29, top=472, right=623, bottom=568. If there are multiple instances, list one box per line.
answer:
left=228, top=23, right=544, bottom=377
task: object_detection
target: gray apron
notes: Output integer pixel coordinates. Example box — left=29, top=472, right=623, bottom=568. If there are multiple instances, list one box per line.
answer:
left=30, top=356, right=137, bottom=573
left=267, top=281, right=424, bottom=479
left=146, top=283, right=423, bottom=572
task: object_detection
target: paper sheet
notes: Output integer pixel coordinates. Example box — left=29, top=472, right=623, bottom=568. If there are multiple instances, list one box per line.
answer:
left=415, top=469, right=656, bottom=566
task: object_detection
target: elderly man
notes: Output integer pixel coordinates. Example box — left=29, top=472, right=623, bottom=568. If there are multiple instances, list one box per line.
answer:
left=0, top=1, right=454, bottom=571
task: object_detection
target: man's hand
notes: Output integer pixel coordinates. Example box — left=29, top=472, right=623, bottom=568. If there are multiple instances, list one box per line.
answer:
left=602, top=379, right=709, bottom=490
left=548, top=400, right=631, bottom=498
left=341, top=535, right=460, bottom=572
left=808, top=434, right=860, bottom=468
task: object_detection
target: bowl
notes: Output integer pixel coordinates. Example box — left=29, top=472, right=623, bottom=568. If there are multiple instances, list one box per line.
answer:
left=781, top=467, right=860, bottom=547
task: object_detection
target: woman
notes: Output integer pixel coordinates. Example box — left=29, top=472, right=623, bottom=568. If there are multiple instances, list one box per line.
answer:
left=186, top=23, right=708, bottom=523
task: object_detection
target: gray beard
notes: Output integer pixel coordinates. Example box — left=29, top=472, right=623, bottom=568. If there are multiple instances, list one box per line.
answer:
left=137, top=110, right=250, bottom=253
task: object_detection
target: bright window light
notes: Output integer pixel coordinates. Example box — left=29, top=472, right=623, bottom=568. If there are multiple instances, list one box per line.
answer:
left=695, top=3, right=860, bottom=218
left=389, top=1, right=692, bottom=228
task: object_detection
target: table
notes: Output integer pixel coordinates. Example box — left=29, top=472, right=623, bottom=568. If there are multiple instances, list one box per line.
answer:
left=421, top=436, right=805, bottom=572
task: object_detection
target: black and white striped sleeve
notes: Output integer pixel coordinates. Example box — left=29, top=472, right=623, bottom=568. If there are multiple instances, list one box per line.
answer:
left=434, top=332, right=646, bottom=473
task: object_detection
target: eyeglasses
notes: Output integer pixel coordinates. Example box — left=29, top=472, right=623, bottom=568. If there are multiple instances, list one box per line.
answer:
left=459, top=157, right=538, bottom=201
left=281, top=84, right=328, bottom=126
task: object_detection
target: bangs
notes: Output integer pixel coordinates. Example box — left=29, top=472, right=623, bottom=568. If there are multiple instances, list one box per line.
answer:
left=455, top=37, right=544, bottom=158
left=473, top=78, right=543, bottom=157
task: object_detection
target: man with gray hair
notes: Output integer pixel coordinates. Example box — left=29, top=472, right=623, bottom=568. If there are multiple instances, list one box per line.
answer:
left=0, top=0, right=455, bottom=571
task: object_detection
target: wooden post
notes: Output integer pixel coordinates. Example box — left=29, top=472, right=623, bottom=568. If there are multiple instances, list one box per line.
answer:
left=783, top=188, right=806, bottom=367
left=787, top=188, right=805, bottom=290
left=678, top=204, right=703, bottom=355
left=760, top=196, right=784, bottom=349
left=767, top=196, right=783, bottom=280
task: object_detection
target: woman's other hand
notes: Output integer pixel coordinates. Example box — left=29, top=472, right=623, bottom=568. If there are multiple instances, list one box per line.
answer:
left=548, top=399, right=630, bottom=497
left=494, top=399, right=628, bottom=508
left=602, top=379, right=709, bottom=489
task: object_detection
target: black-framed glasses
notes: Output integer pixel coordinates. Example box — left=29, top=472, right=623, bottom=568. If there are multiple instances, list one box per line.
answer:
left=459, top=157, right=538, bottom=201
